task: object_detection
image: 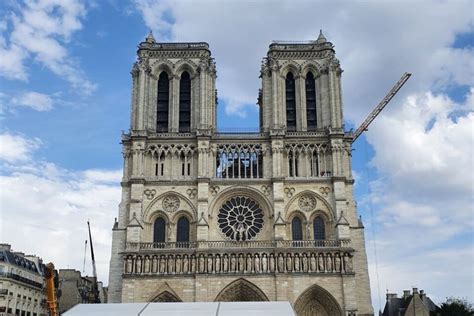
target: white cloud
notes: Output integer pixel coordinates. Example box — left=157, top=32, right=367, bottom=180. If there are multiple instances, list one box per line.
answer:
left=12, top=91, right=54, bottom=111
left=0, top=133, right=121, bottom=282
left=0, top=0, right=96, bottom=94
left=0, top=132, right=41, bottom=163
left=133, top=0, right=473, bottom=122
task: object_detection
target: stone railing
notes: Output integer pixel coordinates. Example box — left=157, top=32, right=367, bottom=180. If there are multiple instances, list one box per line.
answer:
left=126, top=239, right=350, bottom=251
left=122, top=240, right=354, bottom=277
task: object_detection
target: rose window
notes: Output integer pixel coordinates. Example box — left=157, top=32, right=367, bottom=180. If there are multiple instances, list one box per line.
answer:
left=217, top=196, right=264, bottom=241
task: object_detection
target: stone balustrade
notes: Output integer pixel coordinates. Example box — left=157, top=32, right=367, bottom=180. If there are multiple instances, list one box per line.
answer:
left=122, top=240, right=354, bottom=276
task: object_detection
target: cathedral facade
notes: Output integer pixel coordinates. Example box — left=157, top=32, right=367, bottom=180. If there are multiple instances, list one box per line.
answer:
left=107, top=31, right=374, bottom=316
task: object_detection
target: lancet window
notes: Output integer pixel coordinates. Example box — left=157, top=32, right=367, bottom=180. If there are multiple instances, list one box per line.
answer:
left=313, top=216, right=325, bottom=240
left=176, top=216, right=190, bottom=244
left=179, top=71, right=191, bottom=132
left=146, top=144, right=195, bottom=179
left=215, top=144, right=263, bottom=179
left=305, top=71, right=317, bottom=130
left=285, top=72, right=296, bottom=131
left=292, top=217, right=303, bottom=241
left=153, top=217, right=166, bottom=243
left=157, top=72, right=170, bottom=132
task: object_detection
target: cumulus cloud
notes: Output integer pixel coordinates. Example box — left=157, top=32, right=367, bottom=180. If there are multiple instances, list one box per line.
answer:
left=12, top=91, right=54, bottom=111
left=0, top=132, right=42, bottom=163
left=0, top=133, right=121, bottom=281
left=0, top=0, right=96, bottom=94
left=133, top=0, right=473, bottom=122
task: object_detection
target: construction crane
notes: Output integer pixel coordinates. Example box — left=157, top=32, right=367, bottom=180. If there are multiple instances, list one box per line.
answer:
left=87, top=221, right=101, bottom=303
left=351, top=72, right=411, bottom=143
left=45, top=263, right=58, bottom=316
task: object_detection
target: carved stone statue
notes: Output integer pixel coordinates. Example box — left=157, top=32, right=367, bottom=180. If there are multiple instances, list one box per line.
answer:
left=175, top=255, right=182, bottom=274
left=190, top=254, right=196, bottom=273
left=254, top=254, right=260, bottom=273
left=326, top=253, right=333, bottom=272
left=136, top=256, right=142, bottom=274
left=246, top=254, right=253, bottom=273
left=238, top=254, right=244, bottom=273
left=159, top=256, right=166, bottom=273
left=277, top=254, right=284, bottom=272
left=215, top=255, right=221, bottom=273
left=310, top=253, right=317, bottom=272
left=126, top=256, right=133, bottom=273
left=199, top=255, right=205, bottom=273
left=318, top=254, right=325, bottom=272
left=294, top=254, right=300, bottom=272
left=223, top=254, right=229, bottom=273
left=269, top=253, right=275, bottom=272
left=183, top=255, right=189, bottom=273
left=302, top=253, right=308, bottom=272
left=286, top=253, right=292, bottom=272
left=334, top=253, right=341, bottom=272
left=167, top=255, right=174, bottom=274
left=262, top=253, right=268, bottom=272
left=152, top=256, right=158, bottom=273
left=230, top=254, right=237, bottom=272
left=343, top=253, right=353, bottom=273
left=207, top=254, right=213, bottom=273
left=144, top=256, right=150, bottom=273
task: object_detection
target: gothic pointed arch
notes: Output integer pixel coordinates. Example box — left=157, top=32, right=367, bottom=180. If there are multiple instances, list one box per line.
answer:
left=305, top=71, right=317, bottom=131
left=149, top=282, right=182, bottom=302
left=179, top=71, right=191, bottom=132
left=294, top=284, right=343, bottom=316
left=215, top=278, right=269, bottom=302
left=157, top=71, right=170, bottom=132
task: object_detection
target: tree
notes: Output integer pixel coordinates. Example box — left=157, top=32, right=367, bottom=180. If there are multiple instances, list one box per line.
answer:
left=433, top=297, right=474, bottom=316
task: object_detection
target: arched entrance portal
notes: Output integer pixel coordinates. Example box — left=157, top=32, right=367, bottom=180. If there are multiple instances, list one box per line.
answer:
left=153, top=291, right=181, bottom=302
left=294, top=284, right=343, bottom=316
left=215, top=278, right=269, bottom=302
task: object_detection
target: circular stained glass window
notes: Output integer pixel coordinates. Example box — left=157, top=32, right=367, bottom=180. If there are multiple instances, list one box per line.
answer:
left=217, top=196, right=264, bottom=241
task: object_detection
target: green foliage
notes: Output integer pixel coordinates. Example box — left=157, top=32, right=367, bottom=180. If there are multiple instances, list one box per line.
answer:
left=432, top=297, right=474, bottom=316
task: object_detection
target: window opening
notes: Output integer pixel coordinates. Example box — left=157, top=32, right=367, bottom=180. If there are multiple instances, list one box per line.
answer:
left=157, top=72, right=169, bottom=132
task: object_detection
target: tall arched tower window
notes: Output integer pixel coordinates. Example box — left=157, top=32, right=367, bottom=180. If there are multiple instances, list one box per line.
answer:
left=285, top=72, right=296, bottom=131
left=305, top=71, right=317, bottom=131
left=179, top=71, right=191, bottom=132
left=177, top=216, right=190, bottom=243
left=313, top=216, right=325, bottom=240
left=153, top=217, right=166, bottom=243
left=157, top=72, right=170, bottom=132
left=292, top=217, right=303, bottom=240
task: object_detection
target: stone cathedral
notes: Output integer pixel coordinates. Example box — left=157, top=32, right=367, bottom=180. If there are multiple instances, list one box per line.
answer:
left=108, top=31, right=374, bottom=316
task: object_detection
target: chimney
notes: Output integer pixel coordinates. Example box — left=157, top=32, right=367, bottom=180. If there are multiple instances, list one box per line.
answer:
left=386, top=293, right=398, bottom=300
left=403, top=290, right=411, bottom=299
left=0, top=243, right=11, bottom=251
left=412, top=287, right=418, bottom=294
left=420, top=290, right=425, bottom=297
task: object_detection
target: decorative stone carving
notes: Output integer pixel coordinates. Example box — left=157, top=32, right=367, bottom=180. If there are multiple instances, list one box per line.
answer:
left=343, top=253, right=353, bottom=273
left=284, top=187, right=295, bottom=198
left=209, top=186, right=220, bottom=196
left=162, top=195, right=180, bottom=213
left=298, top=194, right=317, bottom=212
left=319, top=186, right=331, bottom=197
left=144, top=189, right=156, bottom=200
left=186, top=188, right=197, bottom=199
left=261, top=185, right=271, bottom=196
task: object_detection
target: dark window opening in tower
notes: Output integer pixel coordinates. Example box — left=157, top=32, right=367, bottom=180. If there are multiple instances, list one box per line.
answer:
left=286, top=72, right=297, bottom=131
left=306, top=72, right=317, bottom=131
left=157, top=72, right=170, bottom=132
left=313, top=216, right=325, bottom=240
left=288, top=151, right=298, bottom=177
left=153, top=217, right=166, bottom=244
left=177, top=216, right=190, bottom=246
left=179, top=71, right=191, bottom=132
left=292, top=217, right=303, bottom=241
left=310, top=152, right=319, bottom=177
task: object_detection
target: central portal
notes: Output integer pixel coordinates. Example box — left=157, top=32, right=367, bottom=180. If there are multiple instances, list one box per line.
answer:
left=215, top=278, right=269, bottom=302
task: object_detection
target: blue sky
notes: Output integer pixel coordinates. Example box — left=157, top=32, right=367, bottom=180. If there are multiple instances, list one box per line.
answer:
left=0, top=0, right=473, bottom=311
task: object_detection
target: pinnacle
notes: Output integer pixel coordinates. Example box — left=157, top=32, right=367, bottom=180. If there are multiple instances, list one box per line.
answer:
left=316, top=29, right=327, bottom=44
left=146, top=30, right=155, bottom=43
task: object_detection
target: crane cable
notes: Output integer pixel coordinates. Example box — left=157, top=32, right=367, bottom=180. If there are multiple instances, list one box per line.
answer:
left=363, top=137, right=382, bottom=312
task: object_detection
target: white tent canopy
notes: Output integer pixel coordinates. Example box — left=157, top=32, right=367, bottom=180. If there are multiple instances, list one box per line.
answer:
left=64, top=301, right=296, bottom=316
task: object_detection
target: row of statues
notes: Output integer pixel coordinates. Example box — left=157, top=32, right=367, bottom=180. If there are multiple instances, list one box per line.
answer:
left=124, top=251, right=353, bottom=275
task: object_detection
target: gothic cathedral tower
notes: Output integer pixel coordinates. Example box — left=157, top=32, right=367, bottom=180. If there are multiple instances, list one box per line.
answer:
left=108, top=31, right=374, bottom=316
